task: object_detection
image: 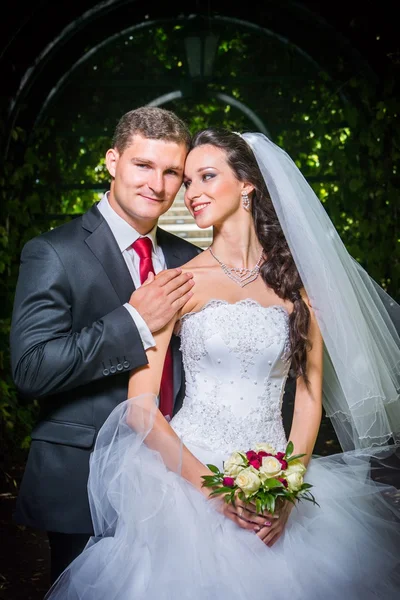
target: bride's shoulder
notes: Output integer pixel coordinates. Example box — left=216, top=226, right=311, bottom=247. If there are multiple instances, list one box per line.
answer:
left=180, top=248, right=213, bottom=271
left=176, top=250, right=217, bottom=321
left=180, top=250, right=216, bottom=285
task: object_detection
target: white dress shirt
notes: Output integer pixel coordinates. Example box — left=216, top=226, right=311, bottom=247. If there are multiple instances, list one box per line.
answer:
left=97, top=193, right=167, bottom=350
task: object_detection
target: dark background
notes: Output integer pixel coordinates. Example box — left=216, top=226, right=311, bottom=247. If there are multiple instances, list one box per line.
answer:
left=1, top=0, right=399, bottom=135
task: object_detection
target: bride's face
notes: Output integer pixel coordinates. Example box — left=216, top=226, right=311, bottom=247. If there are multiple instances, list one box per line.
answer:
left=183, top=144, right=248, bottom=229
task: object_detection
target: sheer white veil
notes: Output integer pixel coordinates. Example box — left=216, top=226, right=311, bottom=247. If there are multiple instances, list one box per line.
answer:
left=242, top=132, right=400, bottom=452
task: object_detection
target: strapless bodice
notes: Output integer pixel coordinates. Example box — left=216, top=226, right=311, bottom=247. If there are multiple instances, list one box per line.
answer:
left=170, top=299, right=291, bottom=455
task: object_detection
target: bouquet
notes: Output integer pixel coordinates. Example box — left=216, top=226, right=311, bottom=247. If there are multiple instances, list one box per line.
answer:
left=202, top=441, right=318, bottom=515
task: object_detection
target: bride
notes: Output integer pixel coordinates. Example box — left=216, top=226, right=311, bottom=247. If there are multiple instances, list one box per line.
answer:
left=45, top=128, right=400, bottom=599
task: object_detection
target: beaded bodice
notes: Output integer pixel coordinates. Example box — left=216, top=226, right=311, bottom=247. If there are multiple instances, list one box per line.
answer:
left=170, top=299, right=291, bottom=455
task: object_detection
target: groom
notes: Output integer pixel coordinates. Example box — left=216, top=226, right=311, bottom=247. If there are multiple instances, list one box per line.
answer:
left=10, top=106, right=201, bottom=583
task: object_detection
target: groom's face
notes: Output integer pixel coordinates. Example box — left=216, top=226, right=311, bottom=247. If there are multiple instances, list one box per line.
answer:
left=106, top=134, right=187, bottom=234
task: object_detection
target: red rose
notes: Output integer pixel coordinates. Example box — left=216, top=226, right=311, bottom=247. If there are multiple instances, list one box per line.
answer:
left=223, top=477, right=235, bottom=488
left=278, top=477, right=288, bottom=488
left=257, top=451, right=271, bottom=458
left=248, top=458, right=261, bottom=470
left=278, top=459, right=288, bottom=470
left=246, top=450, right=259, bottom=461
left=276, top=452, right=286, bottom=460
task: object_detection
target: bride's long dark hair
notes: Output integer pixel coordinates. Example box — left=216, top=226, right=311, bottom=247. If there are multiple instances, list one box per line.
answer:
left=190, top=128, right=311, bottom=380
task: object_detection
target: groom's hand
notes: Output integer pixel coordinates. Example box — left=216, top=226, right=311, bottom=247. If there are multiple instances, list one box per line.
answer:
left=129, top=268, right=194, bottom=333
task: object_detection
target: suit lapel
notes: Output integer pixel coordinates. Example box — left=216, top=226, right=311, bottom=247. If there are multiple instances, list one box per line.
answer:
left=157, top=227, right=184, bottom=270
left=83, top=205, right=134, bottom=304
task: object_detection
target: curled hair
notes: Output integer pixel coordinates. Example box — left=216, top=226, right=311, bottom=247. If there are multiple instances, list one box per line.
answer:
left=190, top=128, right=311, bottom=380
left=112, top=106, right=191, bottom=153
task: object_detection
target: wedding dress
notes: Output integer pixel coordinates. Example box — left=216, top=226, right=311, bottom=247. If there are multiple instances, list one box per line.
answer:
left=46, top=299, right=400, bottom=600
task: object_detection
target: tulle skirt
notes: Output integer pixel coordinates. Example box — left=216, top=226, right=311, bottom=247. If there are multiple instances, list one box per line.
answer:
left=45, top=396, right=400, bottom=600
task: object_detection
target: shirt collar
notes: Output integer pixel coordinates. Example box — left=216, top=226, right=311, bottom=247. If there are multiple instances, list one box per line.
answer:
left=97, top=192, right=158, bottom=253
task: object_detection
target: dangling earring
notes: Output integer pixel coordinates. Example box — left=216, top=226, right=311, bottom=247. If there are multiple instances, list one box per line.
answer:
left=242, top=191, right=250, bottom=210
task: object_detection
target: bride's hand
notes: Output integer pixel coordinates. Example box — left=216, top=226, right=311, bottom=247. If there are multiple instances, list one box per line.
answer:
left=256, top=499, right=294, bottom=547
left=211, top=495, right=270, bottom=532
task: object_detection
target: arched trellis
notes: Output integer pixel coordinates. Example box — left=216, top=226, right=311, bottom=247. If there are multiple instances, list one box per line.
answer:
left=3, top=1, right=378, bottom=159
left=1, top=3, right=384, bottom=256
left=11, top=10, right=353, bottom=201
left=28, top=13, right=332, bottom=134
left=148, top=90, right=272, bottom=138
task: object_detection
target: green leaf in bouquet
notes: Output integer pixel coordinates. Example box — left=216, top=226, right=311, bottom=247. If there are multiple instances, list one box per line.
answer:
left=287, top=453, right=306, bottom=462
left=206, top=464, right=221, bottom=474
left=262, top=497, right=270, bottom=514
left=300, top=483, right=314, bottom=490
left=218, top=486, right=239, bottom=494
left=264, top=478, right=282, bottom=489
left=266, top=493, right=276, bottom=514
left=201, top=474, right=224, bottom=488
left=285, top=493, right=297, bottom=506
left=226, top=490, right=236, bottom=504
left=208, top=488, right=227, bottom=497
left=285, top=441, right=294, bottom=457
left=237, top=491, right=246, bottom=503
left=299, top=490, right=320, bottom=508
left=274, top=490, right=288, bottom=500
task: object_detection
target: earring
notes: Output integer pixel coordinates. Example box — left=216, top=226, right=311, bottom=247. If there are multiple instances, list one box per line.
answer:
left=242, top=191, right=250, bottom=210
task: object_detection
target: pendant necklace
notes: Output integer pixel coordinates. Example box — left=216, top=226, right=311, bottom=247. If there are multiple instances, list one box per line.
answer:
left=209, top=247, right=264, bottom=288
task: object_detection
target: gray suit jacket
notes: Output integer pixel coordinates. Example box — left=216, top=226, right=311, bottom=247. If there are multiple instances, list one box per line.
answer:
left=10, top=203, right=201, bottom=533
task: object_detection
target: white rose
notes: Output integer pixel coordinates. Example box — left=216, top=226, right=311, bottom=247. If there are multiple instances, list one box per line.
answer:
left=285, top=459, right=306, bottom=476
left=235, top=467, right=261, bottom=496
left=286, top=471, right=304, bottom=492
left=259, top=456, right=282, bottom=479
left=223, top=452, right=246, bottom=477
left=254, top=443, right=277, bottom=455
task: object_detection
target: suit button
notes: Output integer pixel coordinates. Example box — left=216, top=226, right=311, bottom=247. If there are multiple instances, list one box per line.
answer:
left=110, top=366, right=117, bottom=374
left=103, top=368, right=110, bottom=376
left=123, top=361, right=130, bottom=369
left=117, top=363, right=123, bottom=371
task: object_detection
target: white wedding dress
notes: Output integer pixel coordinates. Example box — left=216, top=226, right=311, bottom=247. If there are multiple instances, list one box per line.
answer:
left=46, top=300, right=400, bottom=599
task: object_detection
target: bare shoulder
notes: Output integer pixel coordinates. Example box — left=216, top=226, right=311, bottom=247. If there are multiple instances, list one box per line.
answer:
left=176, top=250, right=220, bottom=318
left=180, top=249, right=214, bottom=271
left=180, top=248, right=215, bottom=286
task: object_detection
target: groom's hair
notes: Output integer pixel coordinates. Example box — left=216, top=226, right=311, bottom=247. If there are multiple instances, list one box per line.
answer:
left=112, top=106, right=191, bottom=153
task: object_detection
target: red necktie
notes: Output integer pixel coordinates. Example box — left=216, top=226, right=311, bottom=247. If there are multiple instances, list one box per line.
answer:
left=131, top=237, right=174, bottom=419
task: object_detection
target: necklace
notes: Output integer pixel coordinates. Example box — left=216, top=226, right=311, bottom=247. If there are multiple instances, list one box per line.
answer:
left=209, top=247, right=264, bottom=288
